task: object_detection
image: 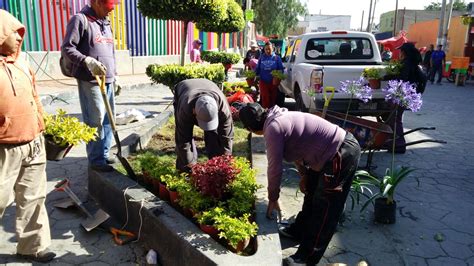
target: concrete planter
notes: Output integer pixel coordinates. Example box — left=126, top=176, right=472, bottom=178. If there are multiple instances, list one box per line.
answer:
left=88, top=111, right=281, bottom=265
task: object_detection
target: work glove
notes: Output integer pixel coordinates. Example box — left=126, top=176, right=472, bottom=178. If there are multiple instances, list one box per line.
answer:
left=84, top=56, right=107, bottom=76
left=114, top=76, right=122, bottom=96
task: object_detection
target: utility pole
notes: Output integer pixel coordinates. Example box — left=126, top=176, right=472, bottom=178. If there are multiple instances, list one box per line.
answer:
left=393, top=0, right=398, bottom=36
left=370, top=0, right=377, bottom=32
left=442, top=0, right=454, bottom=49
left=243, top=0, right=252, bottom=56
left=367, top=0, right=373, bottom=32
left=437, top=0, right=447, bottom=46
left=361, top=10, right=365, bottom=31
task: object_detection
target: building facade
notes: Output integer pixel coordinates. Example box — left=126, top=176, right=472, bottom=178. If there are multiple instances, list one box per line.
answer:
left=294, top=14, right=351, bottom=34
left=379, top=9, right=463, bottom=35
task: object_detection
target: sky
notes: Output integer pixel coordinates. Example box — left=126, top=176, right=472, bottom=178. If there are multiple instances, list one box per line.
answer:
left=304, top=0, right=436, bottom=29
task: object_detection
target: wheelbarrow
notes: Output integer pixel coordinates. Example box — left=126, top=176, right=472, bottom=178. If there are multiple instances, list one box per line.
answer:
left=313, top=110, right=447, bottom=169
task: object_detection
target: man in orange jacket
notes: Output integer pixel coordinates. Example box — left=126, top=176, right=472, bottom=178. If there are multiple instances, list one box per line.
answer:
left=0, top=10, right=55, bottom=262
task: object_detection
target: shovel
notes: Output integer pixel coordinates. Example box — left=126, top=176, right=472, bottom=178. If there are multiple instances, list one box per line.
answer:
left=321, top=86, right=335, bottom=118
left=55, top=179, right=110, bottom=232
left=95, top=75, right=137, bottom=180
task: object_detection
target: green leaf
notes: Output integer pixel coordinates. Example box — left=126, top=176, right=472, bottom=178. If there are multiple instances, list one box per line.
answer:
left=434, top=232, right=445, bottom=242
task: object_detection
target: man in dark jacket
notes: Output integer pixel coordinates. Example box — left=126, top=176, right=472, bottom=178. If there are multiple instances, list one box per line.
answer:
left=61, top=0, right=118, bottom=172
left=423, top=44, right=434, bottom=76
left=174, top=79, right=234, bottom=172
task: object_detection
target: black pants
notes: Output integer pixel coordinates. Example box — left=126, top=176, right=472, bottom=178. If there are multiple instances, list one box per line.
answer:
left=290, top=133, right=361, bottom=265
left=430, top=64, right=443, bottom=83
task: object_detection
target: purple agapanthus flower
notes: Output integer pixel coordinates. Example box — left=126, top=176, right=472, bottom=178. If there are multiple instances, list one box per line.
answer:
left=339, top=77, right=372, bottom=103
left=383, top=80, right=423, bottom=112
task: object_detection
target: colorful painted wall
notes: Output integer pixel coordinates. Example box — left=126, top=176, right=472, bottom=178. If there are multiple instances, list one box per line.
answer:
left=0, top=0, right=243, bottom=56
left=408, top=16, right=468, bottom=61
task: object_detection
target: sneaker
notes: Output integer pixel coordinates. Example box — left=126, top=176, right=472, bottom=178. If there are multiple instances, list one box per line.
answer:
left=90, top=164, right=114, bottom=172
left=17, top=249, right=56, bottom=263
left=284, top=255, right=306, bottom=266
left=106, top=157, right=117, bottom=164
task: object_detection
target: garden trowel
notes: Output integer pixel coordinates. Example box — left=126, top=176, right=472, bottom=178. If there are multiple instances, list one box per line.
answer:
left=322, top=86, right=335, bottom=118
left=54, top=179, right=110, bottom=232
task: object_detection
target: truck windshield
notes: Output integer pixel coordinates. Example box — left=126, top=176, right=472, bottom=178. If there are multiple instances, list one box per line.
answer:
left=305, top=38, right=374, bottom=60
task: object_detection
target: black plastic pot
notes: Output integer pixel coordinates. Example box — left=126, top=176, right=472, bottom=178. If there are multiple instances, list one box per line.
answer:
left=374, top=197, right=396, bottom=224
left=44, top=136, right=73, bottom=161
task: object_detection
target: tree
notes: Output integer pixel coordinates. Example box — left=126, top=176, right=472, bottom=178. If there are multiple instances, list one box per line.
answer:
left=253, top=0, right=307, bottom=37
left=138, top=0, right=227, bottom=65
left=424, top=0, right=467, bottom=11
left=196, top=0, right=245, bottom=50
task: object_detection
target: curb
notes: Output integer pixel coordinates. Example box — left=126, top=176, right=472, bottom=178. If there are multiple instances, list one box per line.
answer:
left=88, top=110, right=282, bottom=266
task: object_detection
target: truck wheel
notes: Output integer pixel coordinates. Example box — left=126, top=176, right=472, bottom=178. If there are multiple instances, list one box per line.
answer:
left=294, top=87, right=308, bottom=112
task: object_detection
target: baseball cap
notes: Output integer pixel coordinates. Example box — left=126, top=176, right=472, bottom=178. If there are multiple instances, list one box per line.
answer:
left=195, top=39, right=203, bottom=44
left=250, top=40, right=258, bottom=48
left=195, top=95, right=218, bottom=131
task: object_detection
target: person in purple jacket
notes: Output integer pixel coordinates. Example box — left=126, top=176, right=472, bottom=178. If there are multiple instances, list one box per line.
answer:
left=239, top=103, right=361, bottom=265
left=61, top=0, right=118, bottom=172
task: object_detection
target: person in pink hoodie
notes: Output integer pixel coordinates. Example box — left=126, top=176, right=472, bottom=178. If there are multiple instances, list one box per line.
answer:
left=239, top=103, right=361, bottom=265
left=0, top=9, right=55, bottom=262
left=190, top=39, right=203, bottom=63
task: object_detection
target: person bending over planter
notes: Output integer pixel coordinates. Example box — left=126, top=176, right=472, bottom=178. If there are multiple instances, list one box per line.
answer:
left=0, top=10, right=55, bottom=262
left=174, top=78, right=234, bottom=173
left=255, top=42, right=284, bottom=108
left=239, top=103, right=361, bottom=265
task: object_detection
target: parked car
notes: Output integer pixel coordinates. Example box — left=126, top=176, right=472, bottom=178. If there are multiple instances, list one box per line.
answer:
left=280, top=31, right=389, bottom=114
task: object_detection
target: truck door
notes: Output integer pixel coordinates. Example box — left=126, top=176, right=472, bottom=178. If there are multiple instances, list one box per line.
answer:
left=281, top=39, right=301, bottom=96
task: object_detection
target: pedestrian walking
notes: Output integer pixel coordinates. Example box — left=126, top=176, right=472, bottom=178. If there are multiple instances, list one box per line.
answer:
left=239, top=103, right=361, bottom=266
left=255, top=42, right=284, bottom=108
left=61, top=0, right=119, bottom=172
left=190, top=39, right=203, bottom=63
left=243, top=40, right=261, bottom=70
left=430, top=44, right=446, bottom=84
left=0, top=9, right=56, bottom=262
left=174, top=79, right=234, bottom=173
left=423, top=44, right=434, bottom=76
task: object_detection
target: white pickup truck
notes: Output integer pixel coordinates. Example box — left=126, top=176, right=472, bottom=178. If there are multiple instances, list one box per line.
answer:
left=280, top=31, right=390, bottom=115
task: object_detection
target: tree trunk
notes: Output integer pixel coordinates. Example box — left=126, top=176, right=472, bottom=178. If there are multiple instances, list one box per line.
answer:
left=180, top=21, right=189, bottom=66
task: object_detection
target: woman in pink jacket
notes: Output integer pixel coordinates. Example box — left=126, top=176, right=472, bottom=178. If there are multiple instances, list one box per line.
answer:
left=190, top=39, right=203, bottom=63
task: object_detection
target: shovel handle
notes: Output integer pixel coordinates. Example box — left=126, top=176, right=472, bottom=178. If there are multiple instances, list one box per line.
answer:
left=95, top=75, right=117, bottom=131
left=323, top=86, right=335, bottom=108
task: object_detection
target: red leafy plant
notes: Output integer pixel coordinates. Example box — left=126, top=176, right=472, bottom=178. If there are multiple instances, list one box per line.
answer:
left=191, top=155, right=240, bottom=200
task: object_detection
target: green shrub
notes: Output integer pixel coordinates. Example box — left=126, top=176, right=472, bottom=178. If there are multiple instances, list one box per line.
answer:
left=201, top=51, right=241, bottom=65
left=44, top=109, right=97, bottom=147
left=215, top=213, right=258, bottom=249
left=146, top=63, right=225, bottom=90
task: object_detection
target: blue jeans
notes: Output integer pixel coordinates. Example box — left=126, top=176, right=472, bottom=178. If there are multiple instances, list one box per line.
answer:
left=77, top=79, right=115, bottom=166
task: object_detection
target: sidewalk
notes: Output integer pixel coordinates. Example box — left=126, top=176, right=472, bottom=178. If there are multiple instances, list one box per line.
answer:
left=1, top=77, right=473, bottom=265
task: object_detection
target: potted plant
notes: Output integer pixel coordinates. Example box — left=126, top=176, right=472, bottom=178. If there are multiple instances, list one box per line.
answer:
left=165, top=173, right=189, bottom=208
left=356, top=167, right=417, bottom=224
left=362, top=68, right=382, bottom=89
left=243, top=70, right=257, bottom=87
left=358, top=80, right=422, bottom=224
left=136, top=152, right=159, bottom=185
left=43, top=109, right=97, bottom=161
left=177, top=185, right=215, bottom=219
left=384, top=60, right=402, bottom=78
left=190, top=155, right=239, bottom=200
left=227, top=157, right=260, bottom=217
left=271, top=70, right=286, bottom=86
left=196, top=206, right=225, bottom=238
left=215, top=213, right=258, bottom=253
